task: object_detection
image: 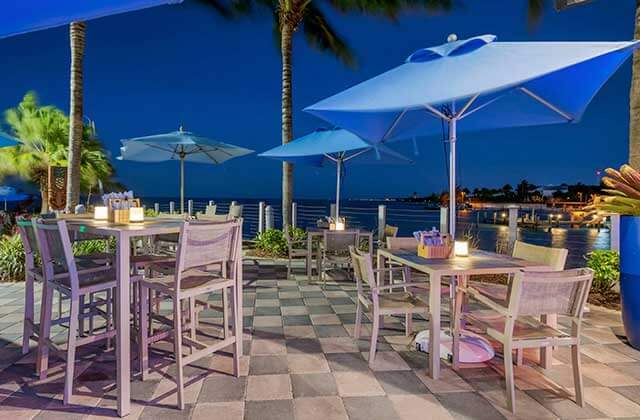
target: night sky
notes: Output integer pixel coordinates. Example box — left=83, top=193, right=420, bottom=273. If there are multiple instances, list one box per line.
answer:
left=0, top=0, right=635, bottom=200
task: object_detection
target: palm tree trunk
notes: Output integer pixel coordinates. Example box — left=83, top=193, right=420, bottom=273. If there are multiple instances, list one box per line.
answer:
left=66, top=21, right=86, bottom=212
left=281, top=22, right=294, bottom=227
left=40, top=178, right=49, bottom=214
left=630, top=2, right=640, bottom=168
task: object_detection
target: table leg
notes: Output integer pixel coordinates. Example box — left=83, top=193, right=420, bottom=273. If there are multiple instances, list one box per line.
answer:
left=237, top=250, right=244, bottom=357
left=116, top=232, right=131, bottom=417
left=376, top=251, right=383, bottom=287
left=428, top=273, right=441, bottom=379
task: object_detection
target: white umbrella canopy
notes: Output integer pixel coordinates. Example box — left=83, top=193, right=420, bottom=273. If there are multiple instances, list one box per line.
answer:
left=306, top=34, right=640, bottom=238
left=118, top=128, right=254, bottom=213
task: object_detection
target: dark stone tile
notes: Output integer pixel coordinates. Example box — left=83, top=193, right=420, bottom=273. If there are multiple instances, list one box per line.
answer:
left=374, top=370, right=430, bottom=395
left=252, top=326, right=285, bottom=339
left=256, top=292, right=278, bottom=299
left=291, top=373, right=338, bottom=398
left=254, top=306, right=282, bottom=316
left=342, top=396, right=401, bottom=420
left=139, top=404, right=194, bottom=420
left=326, top=352, right=369, bottom=372
left=397, top=351, right=428, bottom=370
left=244, top=400, right=294, bottom=420
left=314, top=325, right=349, bottom=338
left=355, top=337, right=393, bottom=353
left=612, top=385, right=640, bottom=402
left=302, top=291, right=325, bottom=298
left=607, top=343, right=640, bottom=360
left=307, top=305, right=335, bottom=315
left=283, top=315, right=312, bottom=326
left=249, top=355, right=289, bottom=375
left=436, top=392, right=506, bottom=420
left=243, top=316, right=253, bottom=328
left=278, top=286, right=300, bottom=292
left=197, top=376, right=246, bottom=402
left=327, top=298, right=354, bottom=306
left=280, top=298, right=305, bottom=307
left=286, top=338, right=322, bottom=354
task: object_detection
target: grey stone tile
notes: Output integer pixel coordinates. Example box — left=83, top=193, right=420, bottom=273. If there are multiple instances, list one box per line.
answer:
left=291, top=373, right=339, bottom=398
left=254, top=306, right=281, bottom=316
left=374, top=371, right=430, bottom=395
left=244, top=400, right=294, bottom=420
left=342, top=396, right=401, bottom=420
left=283, top=315, right=312, bottom=326
left=314, top=325, right=349, bottom=338
left=139, top=403, right=194, bottom=420
left=280, top=298, right=305, bottom=307
left=286, top=338, right=322, bottom=354
left=525, top=389, right=605, bottom=419
left=198, top=376, right=246, bottom=403
left=249, top=356, right=289, bottom=376
left=307, top=305, right=335, bottom=315
left=326, top=352, right=369, bottom=372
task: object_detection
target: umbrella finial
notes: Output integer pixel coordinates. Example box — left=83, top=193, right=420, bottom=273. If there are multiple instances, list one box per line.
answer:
left=179, top=125, right=184, bottom=133
left=447, top=33, right=458, bottom=43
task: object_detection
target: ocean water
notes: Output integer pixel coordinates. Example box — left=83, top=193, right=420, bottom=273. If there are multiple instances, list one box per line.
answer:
left=142, top=197, right=610, bottom=269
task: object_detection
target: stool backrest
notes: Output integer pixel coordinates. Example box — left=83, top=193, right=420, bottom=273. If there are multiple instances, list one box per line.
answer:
left=33, top=219, right=79, bottom=289
left=175, top=219, right=242, bottom=288
left=386, top=236, right=417, bottom=251
left=323, top=230, right=359, bottom=254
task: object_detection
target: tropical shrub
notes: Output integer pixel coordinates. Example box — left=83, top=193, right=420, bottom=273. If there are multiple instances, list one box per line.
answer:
left=254, top=227, right=306, bottom=258
left=0, top=234, right=25, bottom=282
left=73, top=237, right=116, bottom=256
left=585, top=250, right=619, bottom=293
left=586, top=164, right=640, bottom=220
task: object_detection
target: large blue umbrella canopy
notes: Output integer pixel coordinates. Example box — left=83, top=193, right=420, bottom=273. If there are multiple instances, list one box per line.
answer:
left=0, top=132, right=19, bottom=147
left=0, top=0, right=183, bottom=39
left=260, top=128, right=412, bottom=219
left=305, top=34, right=640, bottom=237
left=119, top=128, right=253, bottom=213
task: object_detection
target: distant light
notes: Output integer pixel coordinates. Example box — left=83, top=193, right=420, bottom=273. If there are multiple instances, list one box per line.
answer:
left=501, top=212, right=506, bottom=218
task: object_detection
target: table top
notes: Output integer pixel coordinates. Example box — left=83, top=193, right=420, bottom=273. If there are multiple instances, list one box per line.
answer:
left=307, top=227, right=372, bottom=235
left=378, top=249, right=548, bottom=276
left=64, top=218, right=183, bottom=236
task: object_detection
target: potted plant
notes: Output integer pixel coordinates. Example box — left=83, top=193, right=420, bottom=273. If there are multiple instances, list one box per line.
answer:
left=588, top=164, right=640, bottom=348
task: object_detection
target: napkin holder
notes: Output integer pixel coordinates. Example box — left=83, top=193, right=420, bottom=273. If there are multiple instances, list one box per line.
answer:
left=108, top=198, right=141, bottom=223
left=417, top=232, right=453, bottom=259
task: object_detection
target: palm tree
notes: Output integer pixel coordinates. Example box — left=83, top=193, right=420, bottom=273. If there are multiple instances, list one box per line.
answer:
left=527, top=0, right=640, bottom=167
left=66, top=21, right=87, bottom=212
left=1, top=92, right=114, bottom=213
left=216, top=0, right=452, bottom=226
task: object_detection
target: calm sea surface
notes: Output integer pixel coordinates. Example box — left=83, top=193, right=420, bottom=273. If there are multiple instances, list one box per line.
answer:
left=143, top=197, right=610, bottom=269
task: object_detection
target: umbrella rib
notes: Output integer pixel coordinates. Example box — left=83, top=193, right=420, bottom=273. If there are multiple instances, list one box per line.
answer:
left=343, top=148, right=370, bottom=162
left=456, top=94, right=480, bottom=119
left=197, top=145, right=221, bottom=164
left=458, top=96, right=503, bottom=120
left=518, top=87, right=573, bottom=121
left=423, top=104, right=450, bottom=121
left=381, top=109, right=408, bottom=143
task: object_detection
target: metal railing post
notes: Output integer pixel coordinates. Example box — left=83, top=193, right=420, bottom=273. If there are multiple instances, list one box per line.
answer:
left=440, top=207, right=448, bottom=234
left=292, top=202, right=297, bottom=228
left=378, top=205, right=387, bottom=242
left=508, top=205, right=518, bottom=245
left=611, top=214, right=620, bottom=252
left=258, top=201, right=265, bottom=233
left=169, top=201, right=175, bottom=214
left=265, top=205, right=274, bottom=230
left=188, top=199, right=193, bottom=217
left=154, top=203, right=159, bottom=214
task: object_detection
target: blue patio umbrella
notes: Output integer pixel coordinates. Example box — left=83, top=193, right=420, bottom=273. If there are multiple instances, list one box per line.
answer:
left=306, top=34, right=640, bottom=238
left=0, top=132, right=19, bottom=147
left=118, top=127, right=254, bottom=213
left=260, top=128, right=412, bottom=220
left=0, top=0, right=183, bottom=39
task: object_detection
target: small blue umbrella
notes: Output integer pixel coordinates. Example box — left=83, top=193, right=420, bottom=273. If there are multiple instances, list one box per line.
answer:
left=0, top=132, right=19, bottom=147
left=260, top=128, right=412, bottom=220
left=0, top=0, right=183, bottom=39
left=0, top=186, right=31, bottom=211
left=306, top=34, right=640, bottom=237
left=119, top=127, right=254, bottom=213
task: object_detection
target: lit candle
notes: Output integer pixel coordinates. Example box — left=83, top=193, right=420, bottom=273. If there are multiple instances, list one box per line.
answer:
left=129, top=207, right=145, bottom=223
left=335, top=219, right=345, bottom=231
left=454, top=240, right=469, bottom=257
left=94, top=206, right=108, bottom=221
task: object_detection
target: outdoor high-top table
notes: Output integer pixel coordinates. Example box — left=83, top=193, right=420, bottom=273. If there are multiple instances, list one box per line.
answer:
left=63, top=218, right=244, bottom=417
left=306, top=227, right=373, bottom=279
left=376, top=248, right=550, bottom=380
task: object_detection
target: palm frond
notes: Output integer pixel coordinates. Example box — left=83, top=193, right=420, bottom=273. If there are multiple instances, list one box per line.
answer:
left=527, top=0, right=544, bottom=31
left=301, top=2, right=356, bottom=67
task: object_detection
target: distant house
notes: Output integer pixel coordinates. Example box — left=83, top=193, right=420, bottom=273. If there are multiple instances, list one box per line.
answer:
left=535, top=184, right=569, bottom=198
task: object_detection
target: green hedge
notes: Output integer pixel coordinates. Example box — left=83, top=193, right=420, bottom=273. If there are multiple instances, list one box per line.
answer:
left=254, top=228, right=306, bottom=258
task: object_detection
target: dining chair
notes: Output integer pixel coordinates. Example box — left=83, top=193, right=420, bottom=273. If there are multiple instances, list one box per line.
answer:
left=377, top=224, right=399, bottom=248
left=452, top=268, right=594, bottom=414
left=469, top=240, right=568, bottom=365
left=137, top=219, right=242, bottom=410
left=284, top=226, right=309, bottom=279
left=33, top=218, right=128, bottom=405
left=320, top=229, right=359, bottom=287
left=350, top=246, right=428, bottom=368
left=228, top=203, right=243, bottom=219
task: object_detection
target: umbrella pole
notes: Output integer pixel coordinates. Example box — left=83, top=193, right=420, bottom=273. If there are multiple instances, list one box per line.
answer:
left=449, top=117, right=457, bottom=239
left=335, top=157, right=342, bottom=220
left=180, top=156, right=185, bottom=214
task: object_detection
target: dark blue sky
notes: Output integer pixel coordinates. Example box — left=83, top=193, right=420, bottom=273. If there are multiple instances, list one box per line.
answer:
left=0, top=0, right=635, bottom=200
